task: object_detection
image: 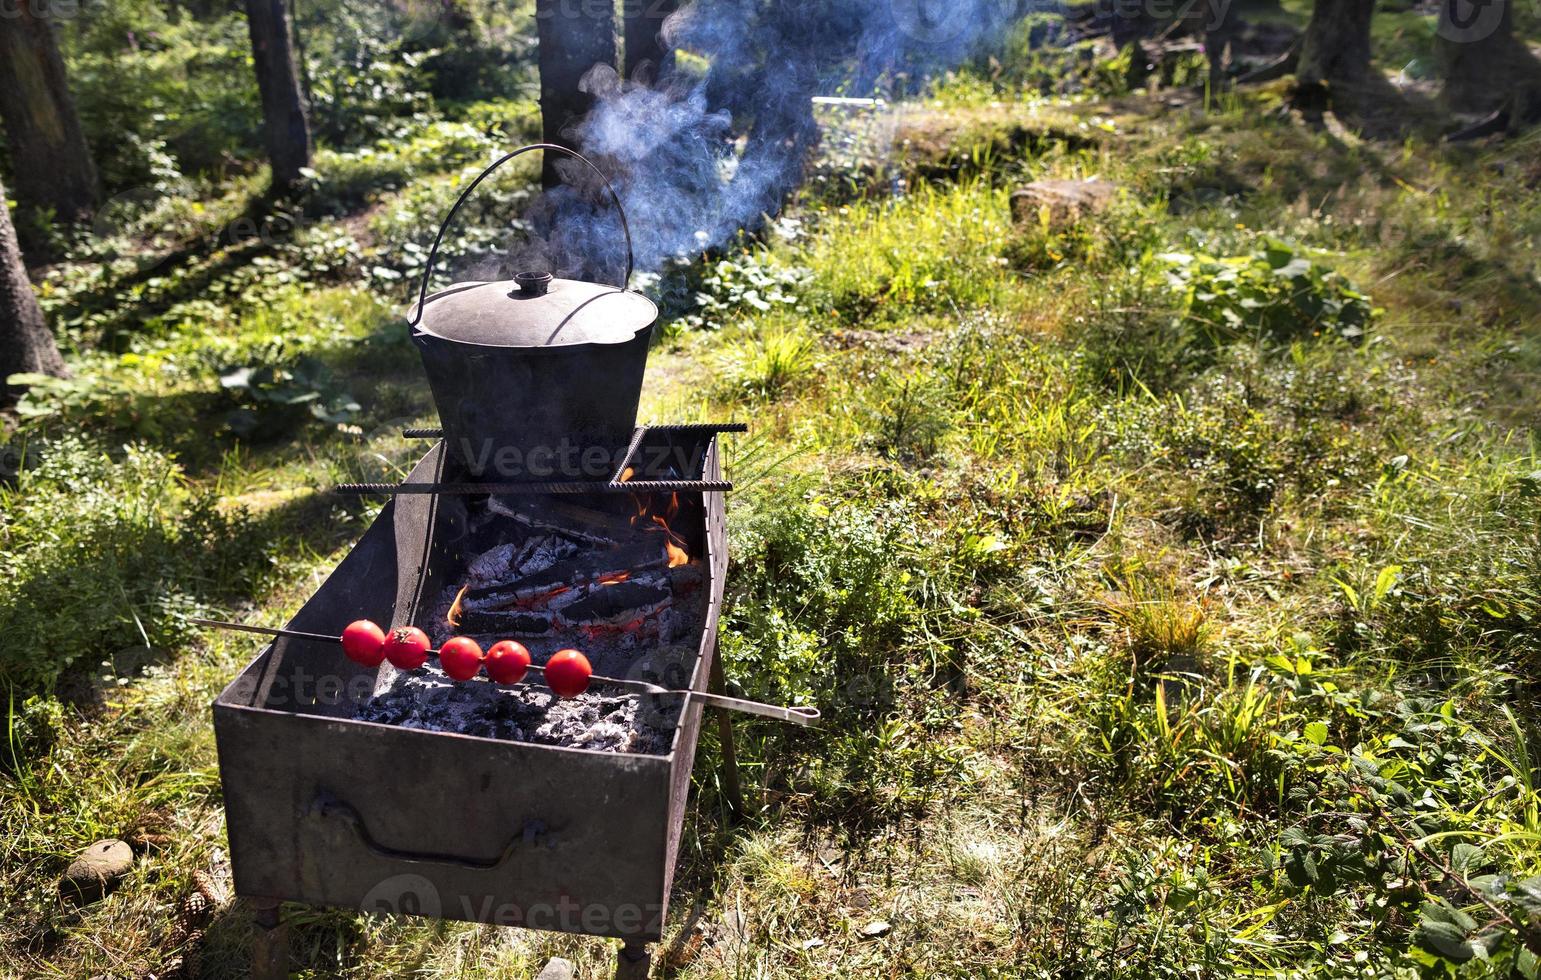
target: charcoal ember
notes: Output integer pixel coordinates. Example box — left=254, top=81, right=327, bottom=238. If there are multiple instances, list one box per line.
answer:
left=462, top=545, right=663, bottom=609
left=461, top=581, right=573, bottom=614
left=559, top=580, right=671, bottom=623
left=368, top=491, right=711, bottom=755
left=499, top=497, right=639, bottom=542
left=357, top=660, right=675, bottom=753
left=457, top=609, right=555, bottom=636
left=665, top=561, right=706, bottom=592
left=467, top=536, right=577, bottom=585
left=493, top=497, right=630, bottom=546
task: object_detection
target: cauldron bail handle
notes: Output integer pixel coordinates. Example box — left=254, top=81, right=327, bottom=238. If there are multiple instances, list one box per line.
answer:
left=407, top=142, right=636, bottom=329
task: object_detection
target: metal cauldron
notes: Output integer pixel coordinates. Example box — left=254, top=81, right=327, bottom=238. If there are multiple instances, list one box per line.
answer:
left=408, top=144, right=657, bottom=481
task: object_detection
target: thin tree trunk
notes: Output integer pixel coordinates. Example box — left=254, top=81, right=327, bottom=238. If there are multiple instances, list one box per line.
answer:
left=536, top=0, right=617, bottom=188
left=0, top=176, right=67, bottom=401
left=0, top=3, right=99, bottom=225
left=623, top=0, right=677, bottom=81
left=244, top=0, right=312, bottom=191
left=1296, top=0, right=1376, bottom=88
left=1438, top=0, right=1541, bottom=115
left=290, top=0, right=314, bottom=107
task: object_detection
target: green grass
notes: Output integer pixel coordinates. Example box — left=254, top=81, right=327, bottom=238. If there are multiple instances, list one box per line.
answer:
left=7, top=25, right=1541, bottom=980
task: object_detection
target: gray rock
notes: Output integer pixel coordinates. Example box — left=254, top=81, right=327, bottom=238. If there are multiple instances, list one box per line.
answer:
left=535, top=957, right=575, bottom=980
left=860, top=919, right=892, bottom=938
left=1010, top=179, right=1120, bottom=231
left=60, top=838, right=134, bottom=905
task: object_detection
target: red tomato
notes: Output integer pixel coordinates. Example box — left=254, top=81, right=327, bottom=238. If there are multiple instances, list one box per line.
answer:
left=486, top=640, right=532, bottom=685
left=439, top=636, right=484, bottom=681
left=340, top=619, right=386, bottom=667
left=383, top=625, right=431, bottom=670
left=544, top=649, right=593, bottom=698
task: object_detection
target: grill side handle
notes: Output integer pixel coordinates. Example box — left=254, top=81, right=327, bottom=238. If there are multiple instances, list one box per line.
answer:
left=308, top=790, right=549, bottom=871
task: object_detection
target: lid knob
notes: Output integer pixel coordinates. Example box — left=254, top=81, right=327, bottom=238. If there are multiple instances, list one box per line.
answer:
left=512, top=271, right=553, bottom=297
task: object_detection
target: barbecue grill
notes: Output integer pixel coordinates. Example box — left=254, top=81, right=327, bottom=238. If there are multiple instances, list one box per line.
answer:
left=209, top=147, right=777, bottom=979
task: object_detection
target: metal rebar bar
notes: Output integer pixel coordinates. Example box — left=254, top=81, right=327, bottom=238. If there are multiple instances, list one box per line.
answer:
left=399, top=422, right=748, bottom=440
left=333, top=480, right=734, bottom=495
left=609, top=426, right=649, bottom=484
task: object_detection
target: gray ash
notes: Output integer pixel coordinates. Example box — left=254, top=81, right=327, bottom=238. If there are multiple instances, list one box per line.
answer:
left=354, top=646, right=697, bottom=754
left=353, top=495, right=707, bottom=756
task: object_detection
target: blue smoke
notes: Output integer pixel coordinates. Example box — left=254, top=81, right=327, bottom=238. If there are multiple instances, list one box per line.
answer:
left=513, top=0, right=1031, bottom=282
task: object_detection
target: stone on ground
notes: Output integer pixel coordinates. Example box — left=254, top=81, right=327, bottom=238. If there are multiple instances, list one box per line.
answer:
left=59, top=838, right=134, bottom=905
left=535, top=957, right=575, bottom=980
left=1010, top=178, right=1120, bottom=230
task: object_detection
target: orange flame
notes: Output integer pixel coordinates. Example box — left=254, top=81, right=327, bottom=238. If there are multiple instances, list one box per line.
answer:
left=628, top=492, right=691, bottom=566
left=664, top=538, right=689, bottom=568
left=652, top=514, right=690, bottom=567
left=447, top=584, right=469, bottom=627
left=597, top=571, right=631, bottom=586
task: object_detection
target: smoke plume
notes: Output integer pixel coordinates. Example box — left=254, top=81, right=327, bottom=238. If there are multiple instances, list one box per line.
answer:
left=513, top=0, right=1031, bottom=284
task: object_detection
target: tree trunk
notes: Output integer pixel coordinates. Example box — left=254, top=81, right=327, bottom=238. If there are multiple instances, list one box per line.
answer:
left=1296, top=0, right=1376, bottom=88
left=623, top=0, right=677, bottom=81
left=0, top=3, right=99, bottom=225
left=0, top=176, right=67, bottom=402
left=290, top=0, right=314, bottom=106
left=1438, top=0, right=1541, bottom=115
left=536, top=0, right=617, bottom=188
left=244, top=0, right=312, bottom=191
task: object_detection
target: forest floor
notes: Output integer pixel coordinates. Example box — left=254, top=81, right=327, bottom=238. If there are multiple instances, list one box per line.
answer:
left=4, top=37, right=1541, bottom=980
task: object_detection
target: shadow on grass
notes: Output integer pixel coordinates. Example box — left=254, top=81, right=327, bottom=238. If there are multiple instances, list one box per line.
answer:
left=1294, top=71, right=1447, bottom=142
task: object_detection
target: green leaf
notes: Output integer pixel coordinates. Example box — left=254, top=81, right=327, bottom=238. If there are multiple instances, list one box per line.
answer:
left=1274, top=258, right=1313, bottom=280
left=219, top=366, right=254, bottom=389
left=1509, top=876, right=1541, bottom=914
left=1279, top=826, right=1312, bottom=848
left=1449, top=843, right=1482, bottom=878
left=1417, top=918, right=1475, bottom=961
left=1422, top=899, right=1479, bottom=933
left=1333, top=577, right=1362, bottom=612
left=1263, top=241, right=1295, bottom=269
left=1165, top=880, right=1199, bottom=910
left=1373, top=565, right=1402, bottom=606
left=1518, top=946, right=1539, bottom=979
left=5, top=372, right=66, bottom=388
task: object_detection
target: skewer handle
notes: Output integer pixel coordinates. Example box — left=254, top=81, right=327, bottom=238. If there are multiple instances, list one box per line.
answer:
left=682, top=690, right=821, bottom=727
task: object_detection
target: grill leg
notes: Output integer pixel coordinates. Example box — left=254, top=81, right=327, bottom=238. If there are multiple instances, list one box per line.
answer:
left=614, top=940, right=651, bottom=979
left=248, top=897, right=289, bottom=980
left=708, top=650, right=746, bottom=821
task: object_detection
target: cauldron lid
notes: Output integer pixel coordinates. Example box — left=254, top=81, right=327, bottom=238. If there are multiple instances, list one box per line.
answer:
left=411, top=276, right=657, bottom=347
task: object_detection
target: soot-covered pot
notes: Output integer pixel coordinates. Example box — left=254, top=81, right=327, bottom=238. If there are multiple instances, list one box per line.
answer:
left=407, top=144, right=657, bottom=481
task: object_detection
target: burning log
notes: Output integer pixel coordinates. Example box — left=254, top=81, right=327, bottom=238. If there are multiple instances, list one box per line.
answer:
left=464, top=543, right=665, bottom=602
left=558, top=579, right=670, bottom=621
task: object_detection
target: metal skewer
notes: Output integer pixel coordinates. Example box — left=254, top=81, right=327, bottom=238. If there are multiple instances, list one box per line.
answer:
left=191, top=618, right=820, bottom=727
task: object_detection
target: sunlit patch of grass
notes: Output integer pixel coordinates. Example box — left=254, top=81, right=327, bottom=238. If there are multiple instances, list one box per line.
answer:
left=715, top=323, right=819, bottom=402
left=1103, top=569, right=1208, bottom=669
left=799, top=179, right=1014, bottom=318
